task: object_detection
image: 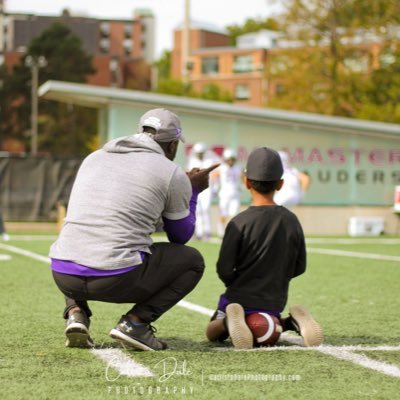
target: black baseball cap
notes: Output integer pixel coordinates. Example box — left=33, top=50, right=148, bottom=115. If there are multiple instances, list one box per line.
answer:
left=245, top=147, right=283, bottom=181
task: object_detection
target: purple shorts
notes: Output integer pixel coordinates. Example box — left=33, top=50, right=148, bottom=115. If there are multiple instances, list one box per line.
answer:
left=217, top=294, right=281, bottom=318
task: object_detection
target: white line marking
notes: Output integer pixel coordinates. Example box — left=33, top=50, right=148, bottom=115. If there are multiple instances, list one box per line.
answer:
left=0, top=254, right=12, bottom=261
left=91, top=348, right=153, bottom=378
left=6, top=235, right=58, bottom=241
left=8, top=243, right=400, bottom=379
left=307, top=247, right=400, bottom=262
left=178, top=299, right=213, bottom=317
left=318, top=346, right=400, bottom=378
left=306, top=238, right=400, bottom=245
left=0, top=243, right=50, bottom=263
left=214, top=345, right=400, bottom=352
left=177, top=300, right=400, bottom=378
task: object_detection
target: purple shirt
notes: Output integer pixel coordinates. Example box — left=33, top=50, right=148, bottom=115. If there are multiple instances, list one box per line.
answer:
left=51, top=257, right=143, bottom=277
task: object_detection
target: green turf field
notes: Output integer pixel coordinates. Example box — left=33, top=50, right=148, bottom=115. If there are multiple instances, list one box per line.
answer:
left=1, top=234, right=400, bottom=399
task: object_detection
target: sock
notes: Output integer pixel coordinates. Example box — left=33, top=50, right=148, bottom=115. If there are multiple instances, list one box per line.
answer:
left=281, top=316, right=299, bottom=333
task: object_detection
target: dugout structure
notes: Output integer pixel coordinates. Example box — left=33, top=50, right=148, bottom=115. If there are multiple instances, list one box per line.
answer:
left=37, top=80, right=400, bottom=234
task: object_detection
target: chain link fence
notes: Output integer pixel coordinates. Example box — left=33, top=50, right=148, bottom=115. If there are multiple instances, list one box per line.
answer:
left=0, top=156, right=83, bottom=221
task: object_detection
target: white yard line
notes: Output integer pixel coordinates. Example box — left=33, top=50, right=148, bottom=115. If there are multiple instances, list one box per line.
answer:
left=214, top=345, right=400, bottom=352
left=0, top=243, right=50, bottom=263
left=6, top=243, right=400, bottom=379
left=317, top=346, right=400, bottom=378
left=209, top=237, right=400, bottom=262
left=6, top=235, right=58, bottom=241
left=177, top=301, right=400, bottom=379
left=306, top=238, right=400, bottom=245
left=0, top=254, right=12, bottom=261
left=91, top=348, right=154, bottom=378
left=307, top=247, right=400, bottom=262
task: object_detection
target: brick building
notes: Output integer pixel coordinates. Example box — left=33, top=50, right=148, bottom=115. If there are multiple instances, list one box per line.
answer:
left=171, top=24, right=395, bottom=108
left=0, top=7, right=155, bottom=88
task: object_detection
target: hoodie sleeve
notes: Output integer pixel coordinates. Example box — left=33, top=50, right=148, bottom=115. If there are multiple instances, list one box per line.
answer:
left=161, top=168, right=195, bottom=244
left=162, top=188, right=198, bottom=244
left=163, top=167, right=192, bottom=220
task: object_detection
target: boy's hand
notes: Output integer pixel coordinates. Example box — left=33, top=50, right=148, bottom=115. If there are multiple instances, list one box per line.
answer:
left=187, top=163, right=220, bottom=193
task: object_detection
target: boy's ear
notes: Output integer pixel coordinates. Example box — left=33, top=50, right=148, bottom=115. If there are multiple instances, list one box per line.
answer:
left=276, top=179, right=284, bottom=191
left=244, top=176, right=252, bottom=189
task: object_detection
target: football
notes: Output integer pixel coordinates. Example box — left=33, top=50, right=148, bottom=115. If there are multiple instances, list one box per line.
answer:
left=245, top=312, right=282, bottom=347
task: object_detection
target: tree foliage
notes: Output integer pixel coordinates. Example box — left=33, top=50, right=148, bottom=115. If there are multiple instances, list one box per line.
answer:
left=267, top=0, right=400, bottom=122
left=226, top=17, right=280, bottom=45
left=0, top=23, right=97, bottom=155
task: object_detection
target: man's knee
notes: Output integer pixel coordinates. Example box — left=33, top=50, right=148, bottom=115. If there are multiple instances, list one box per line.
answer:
left=184, top=246, right=205, bottom=273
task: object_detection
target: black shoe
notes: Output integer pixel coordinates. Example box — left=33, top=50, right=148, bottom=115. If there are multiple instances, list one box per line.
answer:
left=65, top=311, right=94, bottom=348
left=109, top=316, right=168, bottom=351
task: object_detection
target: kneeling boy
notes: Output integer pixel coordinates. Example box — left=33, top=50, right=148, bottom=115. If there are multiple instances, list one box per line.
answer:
left=206, top=147, right=323, bottom=348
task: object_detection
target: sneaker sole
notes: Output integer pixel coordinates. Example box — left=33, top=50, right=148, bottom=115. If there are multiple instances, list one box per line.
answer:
left=289, top=304, right=324, bottom=347
left=109, top=329, right=154, bottom=351
left=226, top=303, right=253, bottom=349
left=65, top=323, right=94, bottom=348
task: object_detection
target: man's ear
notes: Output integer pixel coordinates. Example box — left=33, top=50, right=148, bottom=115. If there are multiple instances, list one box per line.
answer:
left=276, top=179, right=284, bottom=191
left=244, top=176, right=252, bottom=189
left=165, top=140, right=179, bottom=160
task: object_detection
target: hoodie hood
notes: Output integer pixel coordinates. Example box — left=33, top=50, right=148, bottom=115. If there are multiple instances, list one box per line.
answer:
left=102, top=133, right=165, bottom=155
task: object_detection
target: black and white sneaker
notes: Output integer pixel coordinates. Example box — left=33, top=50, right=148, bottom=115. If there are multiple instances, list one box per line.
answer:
left=65, top=311, right=94, bottom=348
left=289, top=304, right=324, bottom=347
left=109, top=316, right=168, bottom=351
left=226, top=303, right=253, bottom=349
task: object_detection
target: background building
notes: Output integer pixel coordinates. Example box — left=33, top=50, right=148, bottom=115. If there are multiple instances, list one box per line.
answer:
left=171, top=25, right=395, bottom=108
left=0, top=6, right=155, bottom=88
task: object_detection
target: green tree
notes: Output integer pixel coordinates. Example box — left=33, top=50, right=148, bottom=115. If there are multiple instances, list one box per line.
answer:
left=2, top=22, right=96, bottom=156
left=200, top=84, right=233, bottom=102
left=267, top=0, right=400, bottom=120
left=226, top=17, right=280, bottom=45
left=353, top=44, right=400, bottom=123
left=154, top=50, right=172, bottom=80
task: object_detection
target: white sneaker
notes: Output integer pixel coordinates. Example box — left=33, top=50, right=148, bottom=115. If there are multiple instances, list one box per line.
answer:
left=226, top=303, right=253, bottom=349
left=1, top=233, right=10, bottom=241
left=289, top=304, right=324, bottom=347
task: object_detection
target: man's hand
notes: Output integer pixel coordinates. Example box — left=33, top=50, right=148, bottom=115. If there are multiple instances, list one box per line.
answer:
left=187, top=163, right=220, bottom=193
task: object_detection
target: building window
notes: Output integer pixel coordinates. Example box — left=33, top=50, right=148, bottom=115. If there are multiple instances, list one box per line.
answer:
left=100, top=22, right=110, bottom=37
left=233, top=54, right=252, bottom=73
left=201, top=57, right=219, bottom=75
left=124, top=24, right=132, bottom=38
left=235, top=84, right=250, bottom=100
left=99, top=38, right=110, bottom=53
left=343, top=53, right=369, bottom=73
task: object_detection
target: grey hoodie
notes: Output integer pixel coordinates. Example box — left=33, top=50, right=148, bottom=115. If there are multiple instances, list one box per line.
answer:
left=49, top=133, right=191, bottom=270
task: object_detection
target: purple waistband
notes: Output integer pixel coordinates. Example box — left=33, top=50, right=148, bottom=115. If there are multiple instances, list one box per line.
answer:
left=51, top=254, right=145, bottom=277
left=217, top=294, right=281, bottom=318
